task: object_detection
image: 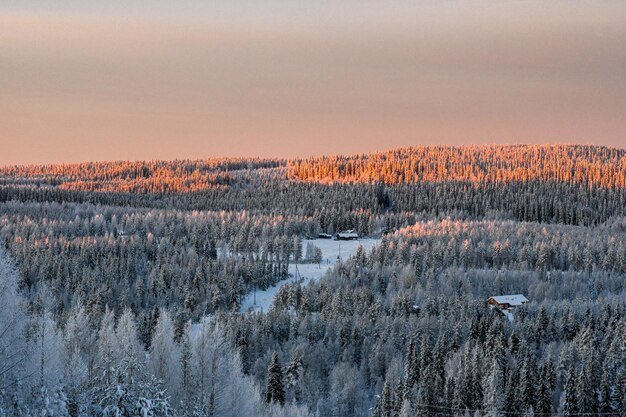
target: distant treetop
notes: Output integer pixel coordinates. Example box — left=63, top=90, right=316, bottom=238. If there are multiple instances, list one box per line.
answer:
left=287, top=144, right=626, bottom=188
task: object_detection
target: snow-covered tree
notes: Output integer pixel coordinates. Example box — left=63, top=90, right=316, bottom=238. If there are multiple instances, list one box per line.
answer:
left=0, top=249, right=31, bottom=407
left=148, top=309, right=181, bottom=402
left=266, top=352, right=285, bottom=406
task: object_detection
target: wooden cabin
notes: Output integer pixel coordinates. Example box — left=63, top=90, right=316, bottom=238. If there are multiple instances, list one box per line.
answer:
left=487, top=294, right=528, bottom=311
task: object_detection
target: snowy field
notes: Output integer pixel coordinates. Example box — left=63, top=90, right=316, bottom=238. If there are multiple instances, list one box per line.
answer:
left=240, top=238, right=380, bottom=313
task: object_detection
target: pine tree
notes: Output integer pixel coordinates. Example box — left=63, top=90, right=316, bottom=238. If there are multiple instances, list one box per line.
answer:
left=374, top=380, right=393, bottom=417
left=313, top=246, right=323, bottom=268
left=180, top=322, right=192, bottom=402
left=418, top=334, right=431, bottom=384
left=542, top=357, right=557, bottom=392
left=405, top=337, right=419, bottom=397
left=208, top=238, right=217, bottom=260
left=482, top=358, right=505, bottom=416
left=562, top=367, right=578, bottom=416
left=285, top=352, right=304, bottom=402
left=536, top=380, right=552, bottom=415
left=469, top=346, right=484, bottom=411
left=416, top=365, right=436, bottom=417
left=617, top=372, right=626, bottom=417
left=598, top=371, right=613, bottom=415
left=393, top=381, right=405, bottom=417
left=576, top=357, right=598, bottom=415
left=503, top=366, right=520, bottom=414
left=266, top=352, right=285, bottom=406
left=519, top=349, right=537, bottom=412
left=293, top=236, right=303, bottom=265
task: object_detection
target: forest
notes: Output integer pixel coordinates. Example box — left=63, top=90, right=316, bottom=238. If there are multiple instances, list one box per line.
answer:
left=0, top=145, right=624, bottom=417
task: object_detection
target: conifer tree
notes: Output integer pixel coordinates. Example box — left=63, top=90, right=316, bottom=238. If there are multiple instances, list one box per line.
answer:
left=266, top=352, right=285, bottom=406
left=374, top=380, right=393, bottom=417
left=482, top=358, right=505, bottom=416
left=404, top=337, right=418, bottom=396
left=535, top=380, right=552, bottom=415
left=562, top=367, right=578, bottom=416
left=598, top=371, right=613, bottom=415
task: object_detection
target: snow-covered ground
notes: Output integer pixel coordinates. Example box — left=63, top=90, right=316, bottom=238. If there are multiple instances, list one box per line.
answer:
left=240, top=238, right=380, bottom=313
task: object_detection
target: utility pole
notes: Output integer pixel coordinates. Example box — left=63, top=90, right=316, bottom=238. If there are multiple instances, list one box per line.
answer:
left=295, top=263, right=301, bottom=283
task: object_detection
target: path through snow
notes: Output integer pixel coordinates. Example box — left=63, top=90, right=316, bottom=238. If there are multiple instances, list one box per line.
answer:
left=240, top=238, right=379, bottom=313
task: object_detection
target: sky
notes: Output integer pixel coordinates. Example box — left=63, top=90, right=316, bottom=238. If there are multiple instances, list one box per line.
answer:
left=1, top=1, right=625, bottom=164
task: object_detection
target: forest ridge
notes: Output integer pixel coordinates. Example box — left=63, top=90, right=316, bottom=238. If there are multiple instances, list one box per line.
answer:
left=288, top=144, right=626, bottom=187
left=1, top=145, right=626, bottom=193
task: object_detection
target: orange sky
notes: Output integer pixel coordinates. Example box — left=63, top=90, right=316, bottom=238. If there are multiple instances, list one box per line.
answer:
left=1, top=1, right=625, bottom=164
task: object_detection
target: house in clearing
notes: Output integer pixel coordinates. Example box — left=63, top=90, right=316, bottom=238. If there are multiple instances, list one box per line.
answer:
left=335, top=230, right=359, bottom=241
left=488, top=294, right=529, bottom=311
left=488, top=294, right=528, bottom=321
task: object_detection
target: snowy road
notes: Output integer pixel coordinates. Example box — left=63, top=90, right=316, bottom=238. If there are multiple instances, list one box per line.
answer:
left=240, top=238, right=379, bottom=313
